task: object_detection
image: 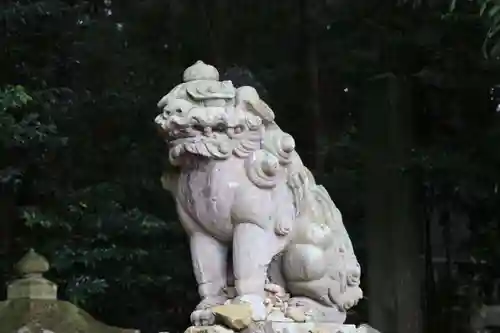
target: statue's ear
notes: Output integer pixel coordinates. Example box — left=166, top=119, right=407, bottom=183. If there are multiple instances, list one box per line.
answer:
left=237, top=86, right=275, bottom=123
left=157, top=94, right=170, bottom=109
left=245, top=99, right=275, bottom=123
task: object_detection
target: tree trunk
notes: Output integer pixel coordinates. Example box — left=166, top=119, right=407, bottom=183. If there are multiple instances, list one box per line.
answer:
left=424, top=201, right=437, bottom=333
left=0, top=191, right=14, bottom=255
left=362, top=75, right=423, bottom=333
left=441, top=205, right=453, bottom=332
left=0, top=192, right=15, bottom=288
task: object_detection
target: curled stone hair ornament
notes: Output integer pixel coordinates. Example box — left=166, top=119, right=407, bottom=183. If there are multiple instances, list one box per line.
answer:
left=236, top=86, right=275, bottom=123
left=263, top=128, right=296, bottom=166
left=232, top=130, right=262, bottom=158
left=245, top=150, right=281, bottom=189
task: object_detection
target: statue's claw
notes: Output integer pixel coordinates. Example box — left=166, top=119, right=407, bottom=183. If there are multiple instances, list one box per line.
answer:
left=190, top=309, right=215, bottom=326
left=191, top=295, right=228, bottom=326
left=287, top=297, right=347, bottom=323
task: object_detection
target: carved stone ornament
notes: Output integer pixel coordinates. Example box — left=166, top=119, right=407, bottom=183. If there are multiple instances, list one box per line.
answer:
left=155, top=61, right=365, bottom=333
left=0, top=249, right=139, bottom=333
left=7, top=249, right=57, bottom=301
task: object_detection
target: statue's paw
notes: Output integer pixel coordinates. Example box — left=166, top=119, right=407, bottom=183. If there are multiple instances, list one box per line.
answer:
left=329, top=286, right=363, bottom=311
left=274, top=217, right=292, bottom=236
left=264, top=283, right=286, bottom=297
left=337, top=290, right=362, bottom=311
left=233, top=294, right=268, bottom=321
left=190, top=309, right=216, bottom=326
left=191, top=295, right=228, bottom=326
left=196, top=295, right=228, bottom=310
left=287, top=297, right=309, bottom=308
left=287, top=297, right=346, bottom=323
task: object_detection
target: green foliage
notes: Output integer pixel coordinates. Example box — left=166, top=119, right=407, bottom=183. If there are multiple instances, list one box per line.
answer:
left=443, top=0, right=500, bottom=58
left=401, top=0, right=500, bottom=58
left=0, top=86, right=32, bottom=110
left=0, top=85, right=65, bottom=190
left=0, top=1, right=196, bottom=332
left=477, top=0, right=500, bottom=57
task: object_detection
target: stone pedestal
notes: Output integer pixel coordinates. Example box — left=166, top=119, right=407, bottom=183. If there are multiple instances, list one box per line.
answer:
left=266, top=322, right=357, bottom=333
left=177, top=295, right=377, bottom=333
left=185, top=322, right=359, bottom=333
left=470, top=305, right=500, bottom=331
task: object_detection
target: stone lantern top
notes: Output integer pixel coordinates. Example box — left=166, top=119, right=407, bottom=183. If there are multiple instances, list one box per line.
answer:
left=15, top=249, right=50, bottom=277
left=0, top=249, right=140, bottom=332
left=7, top=249, right=57, bottom=301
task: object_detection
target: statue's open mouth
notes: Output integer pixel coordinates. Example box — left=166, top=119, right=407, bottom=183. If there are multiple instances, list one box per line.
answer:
left=166, top=126, right=234, bottom=162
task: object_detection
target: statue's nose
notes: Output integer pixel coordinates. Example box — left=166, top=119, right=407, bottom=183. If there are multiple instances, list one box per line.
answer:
left=186, top=107, right=227, bottom=127
left=169, top=116, right=191, bottom=128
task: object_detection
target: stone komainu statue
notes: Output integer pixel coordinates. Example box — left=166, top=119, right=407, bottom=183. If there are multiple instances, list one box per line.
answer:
left=155, top=61, right=362, bottom=326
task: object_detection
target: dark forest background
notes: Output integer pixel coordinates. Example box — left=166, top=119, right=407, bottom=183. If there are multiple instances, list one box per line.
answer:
left=2, top=1, right=500, bottom=333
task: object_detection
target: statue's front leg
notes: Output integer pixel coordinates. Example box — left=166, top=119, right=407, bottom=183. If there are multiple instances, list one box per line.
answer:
left=232, top=222, right=278, bottom=321
left=176, top=202, right=229, bottom=326
left=189, top=232, right=228, bottom=326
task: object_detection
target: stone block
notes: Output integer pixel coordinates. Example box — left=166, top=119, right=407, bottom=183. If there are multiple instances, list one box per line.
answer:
left=212, top=304, right=253, bottom=331
left=7, top=277, right=57, bottom=300
left=184, top=322, right=360, bottom=333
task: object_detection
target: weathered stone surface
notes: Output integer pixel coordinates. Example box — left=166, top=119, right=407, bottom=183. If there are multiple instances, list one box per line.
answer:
left=185, top=325, right=235, bottom=333
left=212, top=304, right=253, bottom=331
left=470, top=305, right=500, bottom=331
left=284, top=307, right=306, bottom=322
left=15, top=249, right=50, bottom=276
left=16, top=327, right=55, bottom=333
left=0, top=299, right=139, bottom=333
left=267, top=322, right=358, bottom=333
left=0, top=250, right=139, bottom=333
left=185, top=323, right=363, bottom=333
left=241, top=321, right=274, bottom=333
left=7, top=276, right=57, bottom=301
left=154, top=61, right=362, bottom=325
left=7, top=249, right=57, bottom=300
left=356, top=324, right=381, bottom=333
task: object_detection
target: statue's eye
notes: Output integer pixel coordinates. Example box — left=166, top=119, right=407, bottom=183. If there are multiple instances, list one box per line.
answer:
left=213, top=123, right=227, bottom=132
left=176, top=108, right=182, bottom=114
left=193, top=124, right=204, bottom=132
